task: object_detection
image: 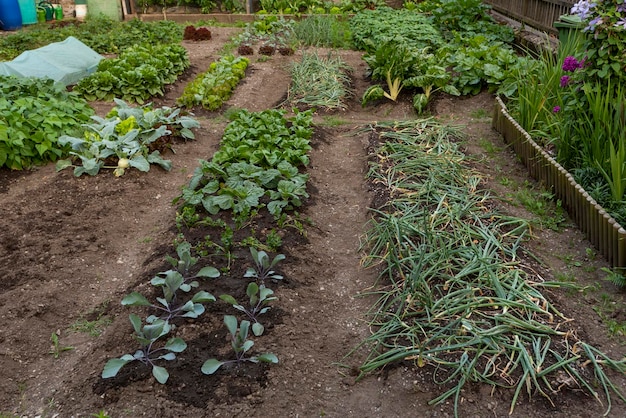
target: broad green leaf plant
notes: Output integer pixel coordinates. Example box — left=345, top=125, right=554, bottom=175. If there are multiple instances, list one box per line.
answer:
left=56, top=99, right=199, bottom=176
left=201, top=315, right=278, bottom=375
left=102, top=314, right=187, bottom=384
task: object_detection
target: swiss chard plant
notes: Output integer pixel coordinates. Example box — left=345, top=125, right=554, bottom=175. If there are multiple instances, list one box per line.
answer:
left=56, top=99, right=199, bottom=176
left=403, top=48, right=460, bottom=113
left=200, top=315, right=278, bottom=375
left=361, top=37, right=422, bottom=103
left=177, top=55, right=249, bottom=111
left=0, top=76, right=94, bottom=170
left=220, top=282, right=277, bottom=336
left=102, top=314, right=186, bottom=384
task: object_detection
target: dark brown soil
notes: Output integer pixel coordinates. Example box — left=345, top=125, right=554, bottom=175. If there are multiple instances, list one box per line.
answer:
left=0, top=26, right=624, bottom=418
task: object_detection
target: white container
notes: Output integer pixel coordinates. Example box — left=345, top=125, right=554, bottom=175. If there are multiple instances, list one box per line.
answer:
left=75, top=4, right=86, bottom=21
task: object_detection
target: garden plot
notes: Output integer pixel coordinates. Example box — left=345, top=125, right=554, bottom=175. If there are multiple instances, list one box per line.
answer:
left=0, top=23, right=625, bottom=418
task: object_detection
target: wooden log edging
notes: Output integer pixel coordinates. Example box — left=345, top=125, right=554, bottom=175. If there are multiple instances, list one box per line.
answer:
left=492, top=96, right=626, bottom=268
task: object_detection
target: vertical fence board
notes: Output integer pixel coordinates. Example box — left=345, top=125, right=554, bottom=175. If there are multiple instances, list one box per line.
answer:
left=484, top=0, right=576, bottom=34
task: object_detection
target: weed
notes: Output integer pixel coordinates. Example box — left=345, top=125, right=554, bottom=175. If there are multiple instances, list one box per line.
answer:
left=49, top=332, right=74, bottom=359
left=498, top=176, right=514, bottom=187
left=320, top=116, right=348, bottom=127
left=585, top=247, right=597, bottom=260
left=470, top=108, right=490, bottom=119
left=513, top=185, right=565, bottom=231
left=69, top=301, right=112, bottom=337
left=478, top=137, right=501, bottom=156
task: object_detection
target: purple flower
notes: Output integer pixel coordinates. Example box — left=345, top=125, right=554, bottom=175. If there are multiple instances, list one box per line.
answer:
left=553, top=106, right=561, bottom=113
left=571, top=0, right=597, bottom=20
left=560, top=75, right=571, bottom=87
left=562, top=56, right=581, bottom=72
left=585, top=16, right=603, bottom=31
left=618, top=3, right=626, bottom=13
left=615, top=17, right=626, bottom=28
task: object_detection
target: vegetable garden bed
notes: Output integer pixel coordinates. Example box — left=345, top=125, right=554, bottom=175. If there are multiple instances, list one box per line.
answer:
left=1, top=6, right=625, bottom=418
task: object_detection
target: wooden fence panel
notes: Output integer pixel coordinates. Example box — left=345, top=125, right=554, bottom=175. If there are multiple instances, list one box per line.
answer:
left=484, top=0, right=577, bottom=34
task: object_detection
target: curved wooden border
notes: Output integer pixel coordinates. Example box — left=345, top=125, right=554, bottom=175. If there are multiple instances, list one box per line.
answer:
left=492, top=97, right=626, bottom=268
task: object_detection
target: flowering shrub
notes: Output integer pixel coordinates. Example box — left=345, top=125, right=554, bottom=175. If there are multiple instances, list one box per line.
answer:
left=570, top=0, right=626, bottom=82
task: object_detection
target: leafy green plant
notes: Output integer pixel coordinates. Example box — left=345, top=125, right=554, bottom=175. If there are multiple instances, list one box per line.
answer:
left=177, top=55, right=249, bottom=110
left=201, top=315, right=278, bottom=374
left=570, top=0, right=626, bottom=84
left=0, top=76, right=94, bottom=170
left=122, top=241, right=219, bottom=323
left=245, top=247, right=285, bottom=283
left=176, top=109, right=313, bottom=221
left=56, top=99, right=199, bottom=176
left=74, top=43, right=189, bottom=103
left=403, top=47, right=460, bottom=113
left=102, top=314, right=186, bottom=384
left=220, top=282, right=277, bottom=336
left=362, top=37, right=420, bottom=103
left=349, top=7, right=442, bottom=52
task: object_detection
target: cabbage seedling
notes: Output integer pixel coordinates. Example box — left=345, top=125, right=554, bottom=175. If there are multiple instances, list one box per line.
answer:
left=201, top=315, right=278, bottom=375
left=219, top=282, right=277, bottom=336
left=244, top=247, right=285, bottom=283
left=102, top=314, right=186, bottom=384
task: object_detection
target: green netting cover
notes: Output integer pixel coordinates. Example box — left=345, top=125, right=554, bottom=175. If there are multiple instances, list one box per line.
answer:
left=0, top=36, right=103, bottom=86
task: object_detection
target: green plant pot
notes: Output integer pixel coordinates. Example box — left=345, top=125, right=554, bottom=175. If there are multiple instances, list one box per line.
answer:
left=554, top=15, right=584, bottom=46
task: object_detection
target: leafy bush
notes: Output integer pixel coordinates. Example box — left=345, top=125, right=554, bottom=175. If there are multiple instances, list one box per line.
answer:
left=570, top=0, right=626, bottom=83
left=0, top=76, right=94, bottom=170
left=177, top=55, right=249, bottom=110
left=177, top=109, right=313, bottom=221
left=349, top=7, right=443, bottom=52
left=74, top=43, right=190, bottom=103
left=56, top=99, right=199, bottom=177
